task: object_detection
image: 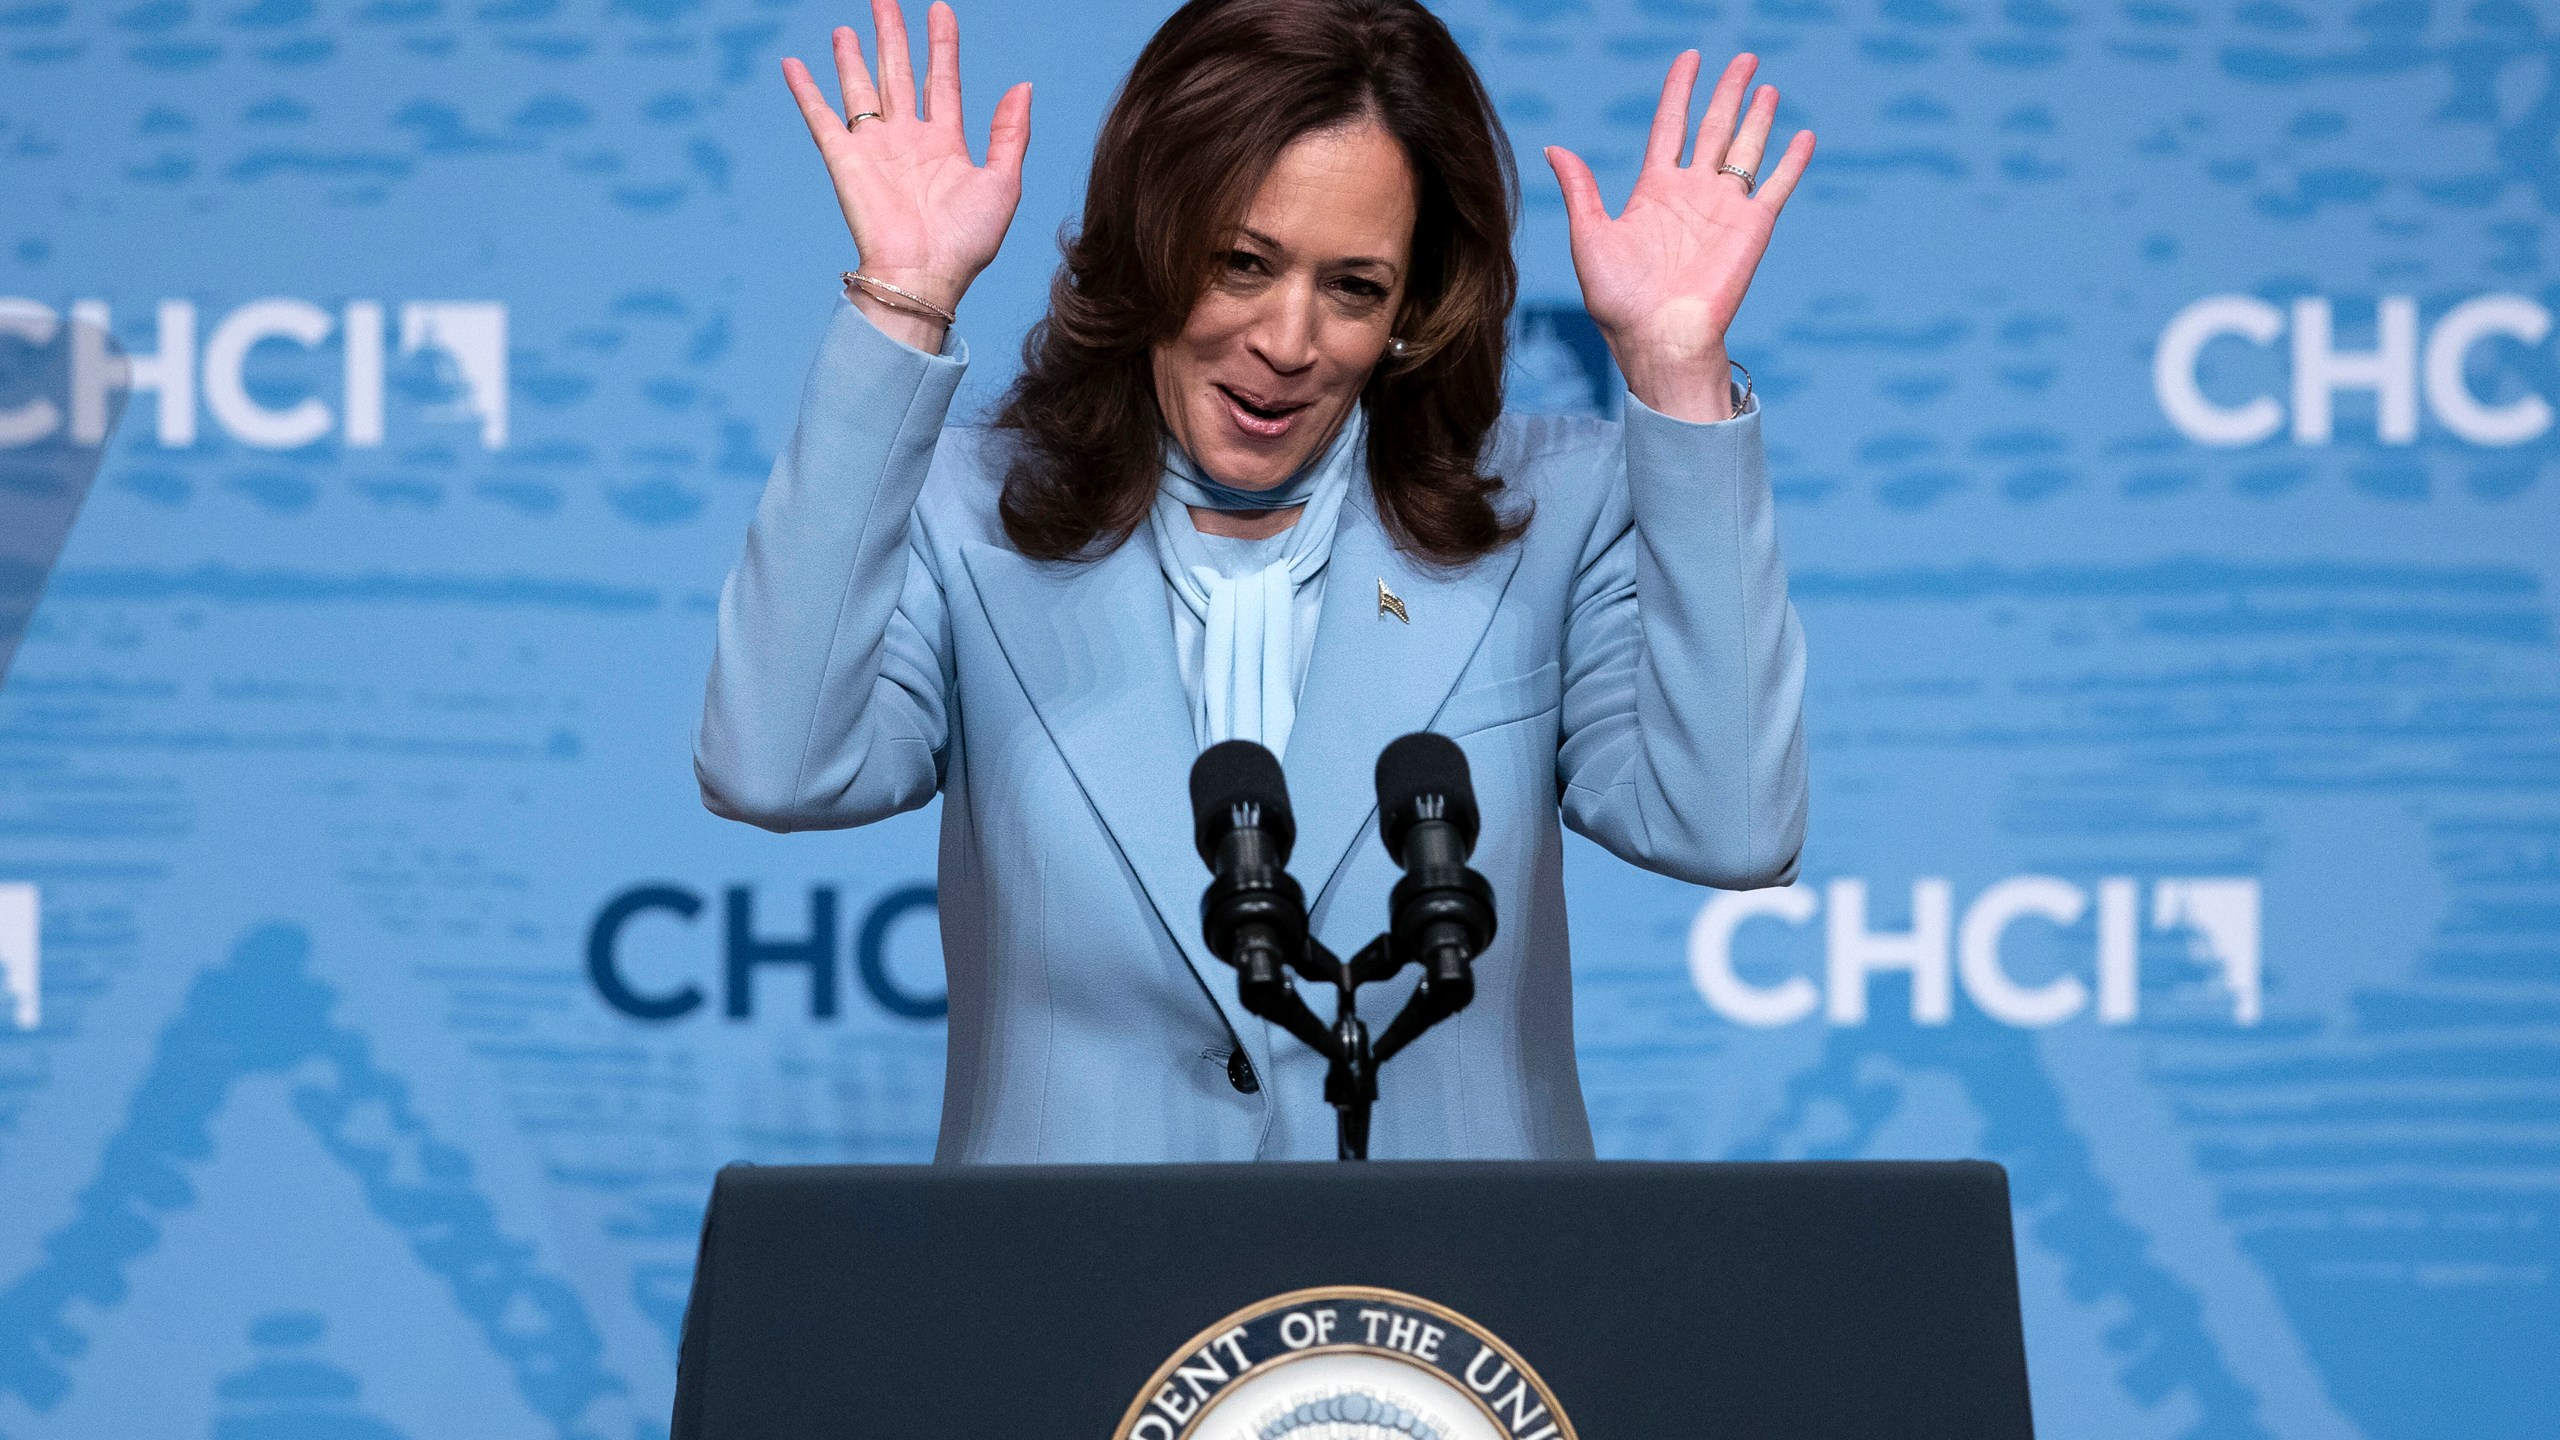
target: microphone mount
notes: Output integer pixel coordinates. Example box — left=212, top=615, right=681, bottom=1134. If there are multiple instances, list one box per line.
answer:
left=1215, top=917, right=1474, bottom=1162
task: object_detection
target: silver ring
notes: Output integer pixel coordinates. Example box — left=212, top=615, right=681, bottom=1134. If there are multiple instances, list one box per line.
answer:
left=846, top=110, right=883, bottom=131
left=1717, top=163, right=1757, bottom=193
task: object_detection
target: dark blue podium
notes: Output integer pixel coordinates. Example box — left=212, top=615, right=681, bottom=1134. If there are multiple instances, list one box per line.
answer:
left=672, top=1160, right=2035, bottom=1439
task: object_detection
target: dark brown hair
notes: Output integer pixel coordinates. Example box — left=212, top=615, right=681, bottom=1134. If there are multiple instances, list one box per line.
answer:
left=993, top=0, right=1525, bottom=565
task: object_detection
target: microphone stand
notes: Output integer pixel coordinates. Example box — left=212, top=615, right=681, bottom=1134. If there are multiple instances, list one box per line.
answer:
left=1222, top=927, right=1473, bottom=1161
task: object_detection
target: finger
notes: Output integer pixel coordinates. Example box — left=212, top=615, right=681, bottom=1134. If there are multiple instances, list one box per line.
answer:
left=1752, top=129, right=1815, bottom=214
left=986, top=80, right=1032, bottom=177
left=925, top=0, right=962, bottom=128
left=1722, top=85, right=1778, bottom=191
left=1544, top=146, right=1608, bottom=231
left=783, top=54, right=865, bottom=154
left=783, top=56, right=844, bottom=137
left=1639, top=50, right=1701, bottom=172
left=872, top=0, right=917, bottom=118
left=829, top=24, right=880, bottom=120
left=1691, top=52, right=1757, bottom=170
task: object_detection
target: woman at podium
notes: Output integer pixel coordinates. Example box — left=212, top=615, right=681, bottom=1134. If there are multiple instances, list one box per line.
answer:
left=695, top=0, right=1812, bottom=1162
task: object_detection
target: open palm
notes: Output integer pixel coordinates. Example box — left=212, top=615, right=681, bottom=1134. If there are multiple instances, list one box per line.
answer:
left=1545, top=52, right=1813, bottom=416
left=781, top=0, right=1030, bottom=312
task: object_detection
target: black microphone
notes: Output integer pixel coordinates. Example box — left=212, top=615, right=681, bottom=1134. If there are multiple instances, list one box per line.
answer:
left=1189, top=740, right=1308, bottom=998
left=1373, top=733, right=1495, bottom=1010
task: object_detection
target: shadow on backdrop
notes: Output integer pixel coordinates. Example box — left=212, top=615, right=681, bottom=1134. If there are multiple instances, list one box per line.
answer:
left=0, top=304, right=123, bottom=685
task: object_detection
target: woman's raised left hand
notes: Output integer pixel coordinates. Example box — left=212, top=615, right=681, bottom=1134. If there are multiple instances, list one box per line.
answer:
left=1545, top=52, right=1813, bottom=422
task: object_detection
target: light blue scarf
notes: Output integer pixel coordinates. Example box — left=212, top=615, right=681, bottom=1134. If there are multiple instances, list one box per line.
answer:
left=1147, top=406, right=1365, bottom=757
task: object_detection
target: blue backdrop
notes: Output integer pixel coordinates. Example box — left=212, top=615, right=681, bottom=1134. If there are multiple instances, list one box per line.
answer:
left=3, top=2, right=2555, bottom=1437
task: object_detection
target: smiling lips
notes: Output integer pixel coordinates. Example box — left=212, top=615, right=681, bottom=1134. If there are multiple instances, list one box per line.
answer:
left=1216, top=383, right=1312, bottom=440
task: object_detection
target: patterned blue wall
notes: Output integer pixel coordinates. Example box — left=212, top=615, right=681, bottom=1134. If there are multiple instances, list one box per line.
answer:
left=2, top=2, right=2555, bottom=1437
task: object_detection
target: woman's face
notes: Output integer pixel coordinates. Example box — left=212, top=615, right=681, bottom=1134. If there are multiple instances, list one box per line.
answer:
left=1151, top=120, right=1418, bottom=492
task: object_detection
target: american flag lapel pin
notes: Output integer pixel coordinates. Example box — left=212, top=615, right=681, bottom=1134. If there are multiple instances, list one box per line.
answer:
left=1377, top=578, right=1410, bottom=624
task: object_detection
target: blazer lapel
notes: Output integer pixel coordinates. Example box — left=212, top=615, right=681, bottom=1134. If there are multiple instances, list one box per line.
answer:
left=1282, top=488, right=1526, bottom=916
left=959, top=537, right=1274, bottom=1082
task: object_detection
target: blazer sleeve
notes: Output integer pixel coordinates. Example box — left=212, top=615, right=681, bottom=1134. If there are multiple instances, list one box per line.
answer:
left=692, top=296, right=967, bottom=833
left=1554, top=388, right=1809, bottom=889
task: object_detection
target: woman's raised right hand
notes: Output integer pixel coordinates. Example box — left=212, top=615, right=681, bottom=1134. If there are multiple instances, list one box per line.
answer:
left=783, top=0, right=1031, bottom=349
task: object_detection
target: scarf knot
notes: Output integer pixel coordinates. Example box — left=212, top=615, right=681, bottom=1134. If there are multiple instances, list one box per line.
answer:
left=1147, top=408, right=1365, bottom=757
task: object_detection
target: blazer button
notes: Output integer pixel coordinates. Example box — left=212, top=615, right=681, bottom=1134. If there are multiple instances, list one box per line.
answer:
left=1226, top=1048, right=1260, bottom=1094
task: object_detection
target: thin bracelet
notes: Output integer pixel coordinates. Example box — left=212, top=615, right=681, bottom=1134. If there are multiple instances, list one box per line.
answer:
left=841, top=271, right=957, bottom=327
left=1729, top=356, right=1753, bottom=412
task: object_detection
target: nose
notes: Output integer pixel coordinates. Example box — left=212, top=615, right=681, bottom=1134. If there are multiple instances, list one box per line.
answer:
left=1244, top=273, right=1322, bottom=376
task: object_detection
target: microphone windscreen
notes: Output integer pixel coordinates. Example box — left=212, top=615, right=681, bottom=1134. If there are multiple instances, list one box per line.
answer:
left=1375, top=732, right=1480, bottom=858
left=1189, top=740, right=1295, bottom=866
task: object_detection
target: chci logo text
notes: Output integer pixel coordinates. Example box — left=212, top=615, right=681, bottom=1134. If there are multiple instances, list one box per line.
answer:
left=1691, top=877, right=2260, bottom=1029
left=585, top=883, right=945, bottom=1022
left=0, top=297, right=508, bottom=451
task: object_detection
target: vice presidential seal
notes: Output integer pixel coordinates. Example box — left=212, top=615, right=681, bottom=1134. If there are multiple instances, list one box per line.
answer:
left=1113, top=1286, right=1576, bottom=1440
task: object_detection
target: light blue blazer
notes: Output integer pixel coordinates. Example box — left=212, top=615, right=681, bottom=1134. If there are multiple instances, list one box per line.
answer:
left=694, top=298, right=1807, bottom=1163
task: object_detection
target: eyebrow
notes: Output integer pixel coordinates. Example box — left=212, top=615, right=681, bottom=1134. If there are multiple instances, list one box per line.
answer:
left=1238, top=227, right=1400, bottom=275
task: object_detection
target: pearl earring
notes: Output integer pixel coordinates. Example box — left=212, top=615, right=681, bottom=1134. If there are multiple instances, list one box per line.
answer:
left=1387, top=337, right=1410, bottom=358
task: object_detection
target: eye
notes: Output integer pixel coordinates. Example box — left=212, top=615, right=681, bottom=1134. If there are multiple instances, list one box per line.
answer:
left=1335, top=276, right=1389, bottom=299
left=1224, top=250, right=1266, bottom=274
